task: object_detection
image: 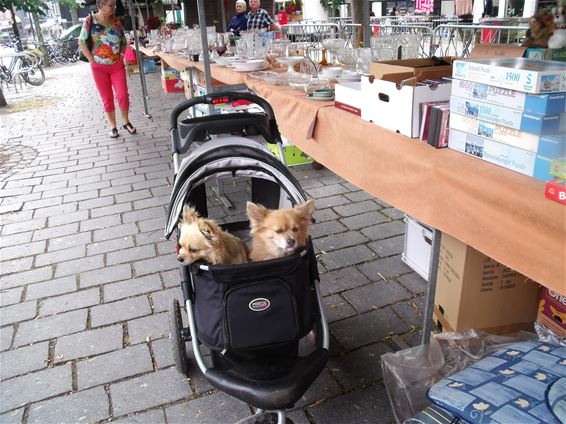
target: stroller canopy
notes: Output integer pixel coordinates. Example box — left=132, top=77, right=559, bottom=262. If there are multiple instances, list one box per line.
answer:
left=164, top=137, right=308, bottom=239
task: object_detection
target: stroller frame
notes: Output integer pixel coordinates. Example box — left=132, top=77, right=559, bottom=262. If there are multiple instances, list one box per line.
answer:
left=165, top=92, right=329, bottom=424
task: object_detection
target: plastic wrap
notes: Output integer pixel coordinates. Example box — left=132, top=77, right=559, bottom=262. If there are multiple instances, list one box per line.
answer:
left=381, top=329, right=536, bottom=424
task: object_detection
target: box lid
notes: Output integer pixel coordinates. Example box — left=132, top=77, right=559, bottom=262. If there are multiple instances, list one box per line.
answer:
left=370, top=57, right=457, bottom=84
left=470, top=43, right=527, bottom=59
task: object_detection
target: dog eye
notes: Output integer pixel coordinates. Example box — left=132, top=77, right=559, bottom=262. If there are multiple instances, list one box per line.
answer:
left=189, top=248, right=198, bottom=253
left=292, top=227, right=298, bottom=232
left=275, top=229, right=284, bottom=234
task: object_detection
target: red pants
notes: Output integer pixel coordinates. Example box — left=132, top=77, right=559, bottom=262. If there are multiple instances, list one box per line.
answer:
left=90, top=61, right=130, bottom=113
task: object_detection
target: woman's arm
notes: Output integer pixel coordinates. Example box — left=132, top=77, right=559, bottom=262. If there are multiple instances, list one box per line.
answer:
left=79, top=39, right=95, bottom=63
left=78, top=16, right=95, bottom=63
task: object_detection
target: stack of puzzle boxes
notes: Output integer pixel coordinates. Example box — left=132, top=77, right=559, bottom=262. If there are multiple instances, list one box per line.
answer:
left=447, top=58, right=566, bottom=201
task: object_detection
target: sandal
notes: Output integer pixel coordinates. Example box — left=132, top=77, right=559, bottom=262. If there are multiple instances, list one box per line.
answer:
left=109, top=128, right=119, bottom=138
left=122, top=122, right=137, bottom=135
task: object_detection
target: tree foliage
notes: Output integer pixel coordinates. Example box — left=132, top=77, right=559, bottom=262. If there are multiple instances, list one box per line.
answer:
left=0, top=0, right=48, bottom=14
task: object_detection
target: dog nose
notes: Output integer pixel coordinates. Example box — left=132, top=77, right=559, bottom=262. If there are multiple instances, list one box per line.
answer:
left=177, top=256, right=184, bottom=263
left=286, top=238, right=295, bottom=247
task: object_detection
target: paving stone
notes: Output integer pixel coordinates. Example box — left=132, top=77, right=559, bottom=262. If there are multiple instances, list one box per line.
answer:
left=392, top=301, right=424, bottom=329
left=33, top=202, right=78, bottom=219
left=0, top=287, right=22, bottom=307
left=310, top=220, right=347, bottom=239
left=47, top=232, right=91, bottom=252
left=0, top=210, right=34, bottom=226
left=139, top=217, right=165, bottom=233
left=306, top=184, right=349, bottom=199
left=87, top=236, right=135, bottom=256
left=0, top=326, right=13, bottom=351
left=111, top=367, right=192, bottom=416
left=308, top=382, right=395, bottom=424
left=361, top=220, right=405, bottom=241
left=0, top=241, right=46, bottom=261
left=165, top=391, right=251, bottom=424
left=295, top=368, right=343, bottom=408
left=333, top=201, right=380, bottom=218
left=128, top=312, right=169, bottom=345
left=78, top=195, right=114, bottom=210
left=315, top=231, right=369, bottom=253
left=0, top=364, right=72, bottom=413
left=80, top=214, right=122, bottom=232
left=381, top=207, right=405, bottom=220
left=0, top=257, right=33, bottom=275
left=47, top=209, right=89, bottom=227
left=161, top=269, right=180, bottom=288
left=78, top=344, right=153, bottom=389
left=31, top=222, right=77, bottom=241
left=310, top=194, right=351, bottom=208
left=55, top=324, right=123, bottom=362
left=132, top=254, right=178, bottom=277
left=35, top=245, right=85, bottom=267
left=134, top=229, right=164, bottom=246
left=112, top=409, right=166, bottom=424
left=0, top=301, right=37, bottom=326
left=0, top=266, right=53, bottom=290
left=0, top=341, right=49, bottom=380
left=398, top=272, right=428, bottom=295
left=319, top=267, right=371, bottom=297
left=25, top=276, right=77, bottom=301
left=357, top=256, right=413, bottom=281
left=27, top=386, right=109, bottom=424
left=340, top=211, right=388, bottom=230
left=122, top=206, right=164, bottom=224
left=323, top=294, right=357, bottom=323
left=150, top=287, right=184, bottom=313
left=344, top=190, right=377, bottom=202
left=54, top=254, right=105, bottom=278
left=321, top=245, right=377, bottom=270
left=342, top=281, right=412, bottom=313
left=39, top=288, right=99, bottom=316
left=328, top=342, right=393, bottom=391
left=151, top=338, right=175, bottom=369
left=104, top=274, right=162, bottom=302
left=14, top=309, right=87, bottom=347
left=0, top=408, right=23, bottom=424
left=90, top=296, right=152, bottom=327
left=330, top=307, right=410, bottom=350
left=90, top=202, right=132, bottom=218
left=0, top=231, right=32, bottom=248
left=368, top=235, right=405, bottom=258
left=106, top=245, right=156, bottom=266
left=133, top=195, right=169, bottom=210
left=80, top=264, right=132, bottom=288
left=93, top=223, right=139, bottom=242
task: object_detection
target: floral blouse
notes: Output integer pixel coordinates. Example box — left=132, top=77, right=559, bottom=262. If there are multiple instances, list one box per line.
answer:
left=79, top=15, right=127, bottom=65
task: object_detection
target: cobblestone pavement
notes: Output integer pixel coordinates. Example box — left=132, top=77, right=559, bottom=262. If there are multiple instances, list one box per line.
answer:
left=0, top=63, right=428, bottom=424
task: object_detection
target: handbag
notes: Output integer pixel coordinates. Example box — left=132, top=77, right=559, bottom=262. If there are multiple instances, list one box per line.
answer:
left=79, top=13, right=94, bottom=63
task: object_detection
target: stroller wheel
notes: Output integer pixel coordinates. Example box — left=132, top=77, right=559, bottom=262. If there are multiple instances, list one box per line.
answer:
left=169, top=298, right=190, bottom=375
left=235, top=412, right=294, bottom=424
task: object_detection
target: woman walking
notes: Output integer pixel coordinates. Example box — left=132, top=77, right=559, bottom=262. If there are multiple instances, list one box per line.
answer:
left=79, top=0, right=136, bottom=138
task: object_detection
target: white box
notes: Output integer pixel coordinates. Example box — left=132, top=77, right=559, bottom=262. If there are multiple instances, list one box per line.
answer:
left=402, top=215, right=433, bottom=281
left=334, top=81, right=363, bottom=116
left=361, top=76, right=452, bottom=137
left=453, top=58, right=566, bottom=94
left=450, top=79, right=566, bottom=115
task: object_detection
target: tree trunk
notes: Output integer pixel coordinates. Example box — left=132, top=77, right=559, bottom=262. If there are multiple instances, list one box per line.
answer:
left=0, top=86, right=7, bottom=108
left=70, top=6, right=79, bottom=25
left=9, top=5, right=20, bottom=40
left=351, top=0, right=363, bottom=47
left=31, top=11, right=51, bottom=67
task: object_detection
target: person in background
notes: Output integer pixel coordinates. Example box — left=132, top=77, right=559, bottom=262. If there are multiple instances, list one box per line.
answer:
left=227, top=0, right=248, bottom=36
left=390, top=6, right=398, bottom=16
left=247, top=0, right=279, bottom=31
left=277, top=6, right=288, bottom=26
left=79, top=0, right=136, bottom=139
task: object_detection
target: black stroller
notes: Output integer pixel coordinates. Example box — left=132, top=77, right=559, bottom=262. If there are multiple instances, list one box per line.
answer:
left=164, top=92, right=329, bottom=424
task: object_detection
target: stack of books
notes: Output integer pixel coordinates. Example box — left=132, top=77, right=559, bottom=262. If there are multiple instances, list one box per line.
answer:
left=447, top=58, right=566, bottom=182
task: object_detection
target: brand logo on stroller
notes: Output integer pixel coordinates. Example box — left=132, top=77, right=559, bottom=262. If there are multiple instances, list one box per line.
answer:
left=249, top=298, right=270, bottom=312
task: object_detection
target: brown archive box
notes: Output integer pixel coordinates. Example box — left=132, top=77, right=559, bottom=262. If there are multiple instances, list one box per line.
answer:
left=434, top=233, right=540, bottom=335
left=370, top=57, right=457, bottom=82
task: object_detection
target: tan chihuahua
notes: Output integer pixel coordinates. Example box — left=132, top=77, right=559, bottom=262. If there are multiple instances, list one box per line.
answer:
left=177, top=206, right=248, bottom=265
left=247, top=200, right=315, bottom=262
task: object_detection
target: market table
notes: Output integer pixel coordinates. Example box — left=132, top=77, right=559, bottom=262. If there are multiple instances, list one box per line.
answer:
left=139, top=46, right=566, bottom=295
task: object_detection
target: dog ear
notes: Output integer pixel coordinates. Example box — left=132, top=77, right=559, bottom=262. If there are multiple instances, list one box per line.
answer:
left=247, top=201, right=268, bottom=226
left=295, top=199, right=315, bottom=221
left=199, top=221, right=220, bottom=245
left=182, top=206, right=200, bottom=224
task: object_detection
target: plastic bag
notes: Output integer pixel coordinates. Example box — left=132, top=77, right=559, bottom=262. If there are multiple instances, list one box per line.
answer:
left=381, top=329, right=536, bottom=424
left=124, top=45, right=137, bottom=64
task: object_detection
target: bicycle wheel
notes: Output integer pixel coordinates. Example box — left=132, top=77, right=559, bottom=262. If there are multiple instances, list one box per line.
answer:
left=22, top=65, right=45, bottom=86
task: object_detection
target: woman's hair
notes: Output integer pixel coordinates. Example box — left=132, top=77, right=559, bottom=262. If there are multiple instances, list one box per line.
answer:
left=235, top=0, right=247, bottom=9
left=96, top=0, right=112, bottom=10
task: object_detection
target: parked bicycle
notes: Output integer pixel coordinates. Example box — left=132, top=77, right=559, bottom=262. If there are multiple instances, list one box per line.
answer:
left=0, top=51, right=46, bottom=87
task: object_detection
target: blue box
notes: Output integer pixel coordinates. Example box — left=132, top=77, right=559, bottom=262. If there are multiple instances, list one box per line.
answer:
left=450, top=96, right=563, bottom=135
left=143, top=60, right=157, bottom=73
left=451, top=79, right=566, bottom=115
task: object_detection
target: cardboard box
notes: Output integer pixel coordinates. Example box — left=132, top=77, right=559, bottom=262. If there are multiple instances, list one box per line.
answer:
left=370, top=57, right=457, bottom=81
left=449, top=113, right=564, bottom=154
left=361, top=76, right=452, bottom=137
left=448, top=128, right=562, bottom=181
left=161, top=78, right=184, bottom=93
left=524, top=48, right=566, bottom=62
left=434, top=233, right=540, bottom=335
left=453, top=58, right=566, bottom=94
left=450, top=96, right=562, bottom=135
left=450, top=79, right=566, bottom=115
left=402, top=215, right=433, bottom=281
left=537, top=288, right=566, bottom=338
left=334, top=81, right=363, bottom=116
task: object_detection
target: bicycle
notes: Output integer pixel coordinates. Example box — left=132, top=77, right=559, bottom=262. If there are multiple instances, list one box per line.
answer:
left=0, top=51, right=46, bottom=87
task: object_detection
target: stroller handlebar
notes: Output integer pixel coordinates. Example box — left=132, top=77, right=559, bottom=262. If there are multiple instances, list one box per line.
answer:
left=169, top=91, right=277, bottom=131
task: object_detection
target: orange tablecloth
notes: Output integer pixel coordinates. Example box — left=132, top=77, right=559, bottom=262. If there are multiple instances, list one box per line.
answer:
left=142, top=48, right=566, bottom=293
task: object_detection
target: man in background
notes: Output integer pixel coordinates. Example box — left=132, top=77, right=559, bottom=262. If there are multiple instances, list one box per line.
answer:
left=247, top=0, right=279, bottom=31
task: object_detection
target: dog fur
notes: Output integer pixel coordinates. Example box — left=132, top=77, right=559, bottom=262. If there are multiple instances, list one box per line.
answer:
left=247, top=200, right=315, bottom=261
left=177, top=206, right=248, bottom=265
